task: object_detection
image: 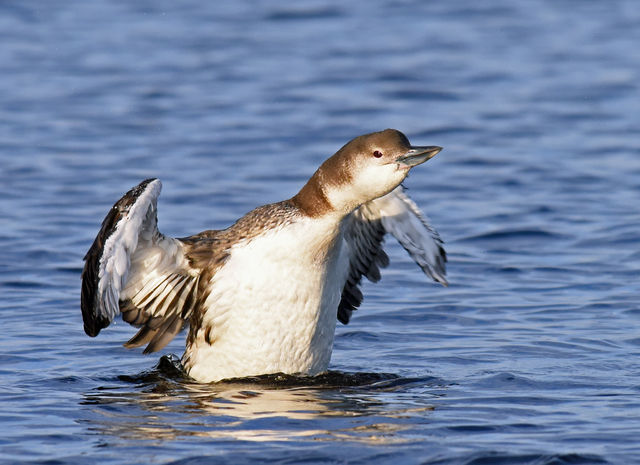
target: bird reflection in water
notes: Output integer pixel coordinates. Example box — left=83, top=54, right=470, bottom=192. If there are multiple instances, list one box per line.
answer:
left=81, top=355, right=443, bottom=444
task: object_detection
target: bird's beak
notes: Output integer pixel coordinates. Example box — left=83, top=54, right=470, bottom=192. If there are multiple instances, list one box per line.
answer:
left=396, top=146, right=442, bottom=168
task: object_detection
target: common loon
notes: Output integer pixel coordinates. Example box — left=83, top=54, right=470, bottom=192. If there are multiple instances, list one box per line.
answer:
left=81, top=129, right=447, bottom=383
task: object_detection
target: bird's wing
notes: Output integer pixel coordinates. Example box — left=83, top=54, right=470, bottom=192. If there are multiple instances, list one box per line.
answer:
left=338, top=185, right=447, bottom=324
left=81, top=179, right=200, bottom=353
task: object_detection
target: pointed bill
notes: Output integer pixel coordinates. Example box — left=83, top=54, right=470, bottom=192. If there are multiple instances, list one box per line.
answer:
left=396, top=146, right=442, bottom=168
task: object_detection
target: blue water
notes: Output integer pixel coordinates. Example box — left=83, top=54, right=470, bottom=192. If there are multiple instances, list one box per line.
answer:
left=1, top=1, right=639, bottom=463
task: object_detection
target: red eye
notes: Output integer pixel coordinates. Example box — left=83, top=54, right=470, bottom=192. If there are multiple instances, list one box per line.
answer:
left=373, top=150, right=383, bottom=158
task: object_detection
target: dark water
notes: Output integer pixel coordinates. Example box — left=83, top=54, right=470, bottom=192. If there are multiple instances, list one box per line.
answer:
left=1, top=1, right=639, bottom=463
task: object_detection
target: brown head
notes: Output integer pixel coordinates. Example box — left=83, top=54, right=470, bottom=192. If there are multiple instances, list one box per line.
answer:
left=292, top=129, right=441, bottom=217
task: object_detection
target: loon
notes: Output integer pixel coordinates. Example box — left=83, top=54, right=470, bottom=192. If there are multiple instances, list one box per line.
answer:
left=81, top=129, right=447, bottom=383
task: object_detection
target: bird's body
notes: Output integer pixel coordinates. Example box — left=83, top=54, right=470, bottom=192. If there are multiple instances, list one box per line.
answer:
left=184, top=211, right=347, bottom=382
left=81, top=129, right=447, bottom=383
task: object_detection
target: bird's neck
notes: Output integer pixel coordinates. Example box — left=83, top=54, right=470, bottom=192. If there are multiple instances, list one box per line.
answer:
left=292, top=168, right=358, bottom=220
left=292, top=170, right=335, bottom=218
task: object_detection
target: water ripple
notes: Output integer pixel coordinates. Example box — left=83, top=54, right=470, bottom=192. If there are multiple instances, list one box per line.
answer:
left=1, top=0, right=639, bottom=463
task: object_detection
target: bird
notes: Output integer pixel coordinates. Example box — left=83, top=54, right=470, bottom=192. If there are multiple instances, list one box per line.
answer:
left=81, top=129, right=447, bottom=383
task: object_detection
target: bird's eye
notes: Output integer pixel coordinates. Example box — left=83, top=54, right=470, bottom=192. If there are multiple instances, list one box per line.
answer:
left=373, top=150, right=383, bottom=158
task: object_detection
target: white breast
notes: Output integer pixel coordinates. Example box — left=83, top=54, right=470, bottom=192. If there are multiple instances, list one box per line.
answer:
left=183, top=216, right=349, bottom=383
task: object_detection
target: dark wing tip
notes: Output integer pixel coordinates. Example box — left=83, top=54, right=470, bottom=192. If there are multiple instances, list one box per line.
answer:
left=81, top=244, right=107, bottom=337
left=83, top=319, right=107, bottom=337
left=429, top=245, right=448, bottom=286
left=337, top=305, right=352, bottom=325
left=81, top=271, right=110, bottom=337
left=81, top=278, right=111, bottom=337
left=337, top=280, right=364, bottom=325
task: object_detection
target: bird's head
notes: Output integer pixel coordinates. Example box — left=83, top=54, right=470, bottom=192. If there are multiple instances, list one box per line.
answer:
left=315, top=129, right=441, bottom=214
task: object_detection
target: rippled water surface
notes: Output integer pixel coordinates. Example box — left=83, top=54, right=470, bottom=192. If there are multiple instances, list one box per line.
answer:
left=1, top=1, right=639, bottom=464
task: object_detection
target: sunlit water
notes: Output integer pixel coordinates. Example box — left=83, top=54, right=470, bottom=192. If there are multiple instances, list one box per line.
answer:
left=1, top=1, right=639, bottom=464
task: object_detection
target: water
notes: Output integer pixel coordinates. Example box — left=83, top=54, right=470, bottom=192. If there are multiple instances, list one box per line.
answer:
left=1, top=0, right=639, bottom=463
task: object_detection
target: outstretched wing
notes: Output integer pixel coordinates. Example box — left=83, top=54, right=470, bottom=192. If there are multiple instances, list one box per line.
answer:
left=81, top=179, right=200, bottom=353
left=338, top=185, right=447, bottom=324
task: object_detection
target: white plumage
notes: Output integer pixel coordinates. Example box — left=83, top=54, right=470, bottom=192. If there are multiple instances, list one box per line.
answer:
left=185, top=216, right=348, bottom=382
left=96, top=179, right=162, bottom=323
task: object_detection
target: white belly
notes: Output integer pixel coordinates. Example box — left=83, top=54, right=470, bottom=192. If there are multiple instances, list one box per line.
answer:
left=183, top=218, right=348, bottom=383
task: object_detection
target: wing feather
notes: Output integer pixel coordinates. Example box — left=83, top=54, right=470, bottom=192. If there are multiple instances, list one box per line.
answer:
left=81, top=178, right=201, bottom=353
left=338, top=185, right=447, bottom=324
left=379, top=188, right=447, bottom=286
